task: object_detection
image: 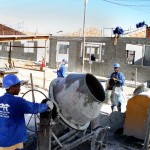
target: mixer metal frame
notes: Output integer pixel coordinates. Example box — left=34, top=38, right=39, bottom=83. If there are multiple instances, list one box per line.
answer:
left=51, top=122, right=108, bottom=150
left=49, top=77, right=108, bottom=150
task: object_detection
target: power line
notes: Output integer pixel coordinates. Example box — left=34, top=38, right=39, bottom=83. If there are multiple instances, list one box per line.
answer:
left=103, top=0, right=150, bottom=7
left=113, top=0, right=150, bottom=1
left=103, top=0, right=150, bottom=13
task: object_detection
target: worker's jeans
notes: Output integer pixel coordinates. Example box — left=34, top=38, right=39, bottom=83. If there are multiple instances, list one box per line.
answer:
left=111, top=87, right=123, bottom=112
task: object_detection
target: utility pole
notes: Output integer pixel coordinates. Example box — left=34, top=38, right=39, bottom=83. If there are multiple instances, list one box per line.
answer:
left=81, top=0, right=88, bottom=73
left=8, top=42, right=12, bottom=69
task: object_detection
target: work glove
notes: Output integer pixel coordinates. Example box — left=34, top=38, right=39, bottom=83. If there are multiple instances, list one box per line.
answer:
left=46, top=100, right=54, bottom=110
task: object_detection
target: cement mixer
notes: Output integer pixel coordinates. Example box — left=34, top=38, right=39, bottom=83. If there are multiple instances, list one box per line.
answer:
left=23, top=73, right=108, bottom=150
left=50, top=73, right=105, bottom=129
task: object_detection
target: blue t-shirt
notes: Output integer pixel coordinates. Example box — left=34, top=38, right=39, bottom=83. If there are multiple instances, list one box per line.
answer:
left=57, top=64, right=67, bottom=78
left=0, top=93, right=49, bottom=147
left=110, top=72, right=125, bottom=86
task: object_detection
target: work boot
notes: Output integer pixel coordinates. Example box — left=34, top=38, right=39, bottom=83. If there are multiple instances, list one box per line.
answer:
left=111, top=106, right=117, bottom=112
left=117, top=102, right=121, bottom=112
left=111, top=106, right=114, bottom=112
left=117, top=105, right=121, bottom=112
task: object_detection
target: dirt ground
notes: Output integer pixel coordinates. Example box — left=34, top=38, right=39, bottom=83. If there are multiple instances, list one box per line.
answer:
left=17, top=67, right=143, bottom=150
left=0, top=62, right=145, bottom=149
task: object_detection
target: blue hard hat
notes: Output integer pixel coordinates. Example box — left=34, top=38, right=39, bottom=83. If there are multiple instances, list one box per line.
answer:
left=114, top=63, right=120, bottom=68
left=62, top=59, right=67, bottom=63
left=2, top=74, right=24, bottom=89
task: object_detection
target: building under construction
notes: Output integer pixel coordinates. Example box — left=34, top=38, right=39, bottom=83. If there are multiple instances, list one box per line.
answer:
left=0, top=24, right=150, bottom=150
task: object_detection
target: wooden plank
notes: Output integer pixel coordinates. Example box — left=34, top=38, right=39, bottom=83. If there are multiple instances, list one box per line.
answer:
left=0, top=69, right=18, bottom=74
left=0, top=35, right=49, bottom=42
left=7, top=45, right=48, bottom=48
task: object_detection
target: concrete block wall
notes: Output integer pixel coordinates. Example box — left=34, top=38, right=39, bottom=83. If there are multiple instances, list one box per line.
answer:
left=69, top=41, right=82, bottom=72
left=12, top=42, right=37, bottom=60
left=0, top=41, right=37, bottom=61
left=0, top=43, right=8, bottom=58
left=0, top=36, right=149, bottom=83
left=75, top=38, right=128, bottom=78
left=103, top=39, right=116, bottom=63
left=49, top=39, right=57, bottom=69
left=49, top=36, right=150, bottom=83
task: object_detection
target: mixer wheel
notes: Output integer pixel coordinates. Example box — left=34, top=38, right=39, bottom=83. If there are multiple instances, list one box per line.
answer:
left=91, top=127, right=108, bottom=150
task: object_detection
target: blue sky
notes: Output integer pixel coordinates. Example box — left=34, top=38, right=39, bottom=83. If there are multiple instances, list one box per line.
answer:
left=0, top=0, right=150, bottom=35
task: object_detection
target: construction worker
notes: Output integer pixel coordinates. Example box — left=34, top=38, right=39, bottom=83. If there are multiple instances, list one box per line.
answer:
left=109, top=63, right=125, bottom=112
left=57, top=59, right=67, bottom=78
left=0, top=74, right=53, bottom=150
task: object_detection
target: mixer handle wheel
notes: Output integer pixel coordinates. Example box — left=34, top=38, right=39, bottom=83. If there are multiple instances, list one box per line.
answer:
left=22, top=89, right=52, bottom=132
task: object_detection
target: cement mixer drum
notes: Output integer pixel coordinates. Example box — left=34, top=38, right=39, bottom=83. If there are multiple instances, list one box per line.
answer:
left=49, top=73, right=105, bottom=130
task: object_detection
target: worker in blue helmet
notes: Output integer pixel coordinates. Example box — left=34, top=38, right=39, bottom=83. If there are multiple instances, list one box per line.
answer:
left=57, top=59, right=67, bottom=78
left=107, top=63, right=125, bottom=112
left=0, top=74, right=54, bottom=149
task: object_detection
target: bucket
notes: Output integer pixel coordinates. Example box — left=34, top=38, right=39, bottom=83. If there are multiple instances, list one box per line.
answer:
left=51, top=73, right=105, bottom=130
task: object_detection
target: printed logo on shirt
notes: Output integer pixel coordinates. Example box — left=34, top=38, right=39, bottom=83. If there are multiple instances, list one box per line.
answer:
left=0, top=103, right=10, bottom=118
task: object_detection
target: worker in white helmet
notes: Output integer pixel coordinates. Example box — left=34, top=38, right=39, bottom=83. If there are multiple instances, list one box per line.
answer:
left=108, top=63, right=125, bottom=112
left=0, top=74, right=53, bottom=150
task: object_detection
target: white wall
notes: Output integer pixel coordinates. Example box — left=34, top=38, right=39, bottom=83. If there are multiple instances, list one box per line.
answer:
left=126, top=44, right=143, bottom=62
